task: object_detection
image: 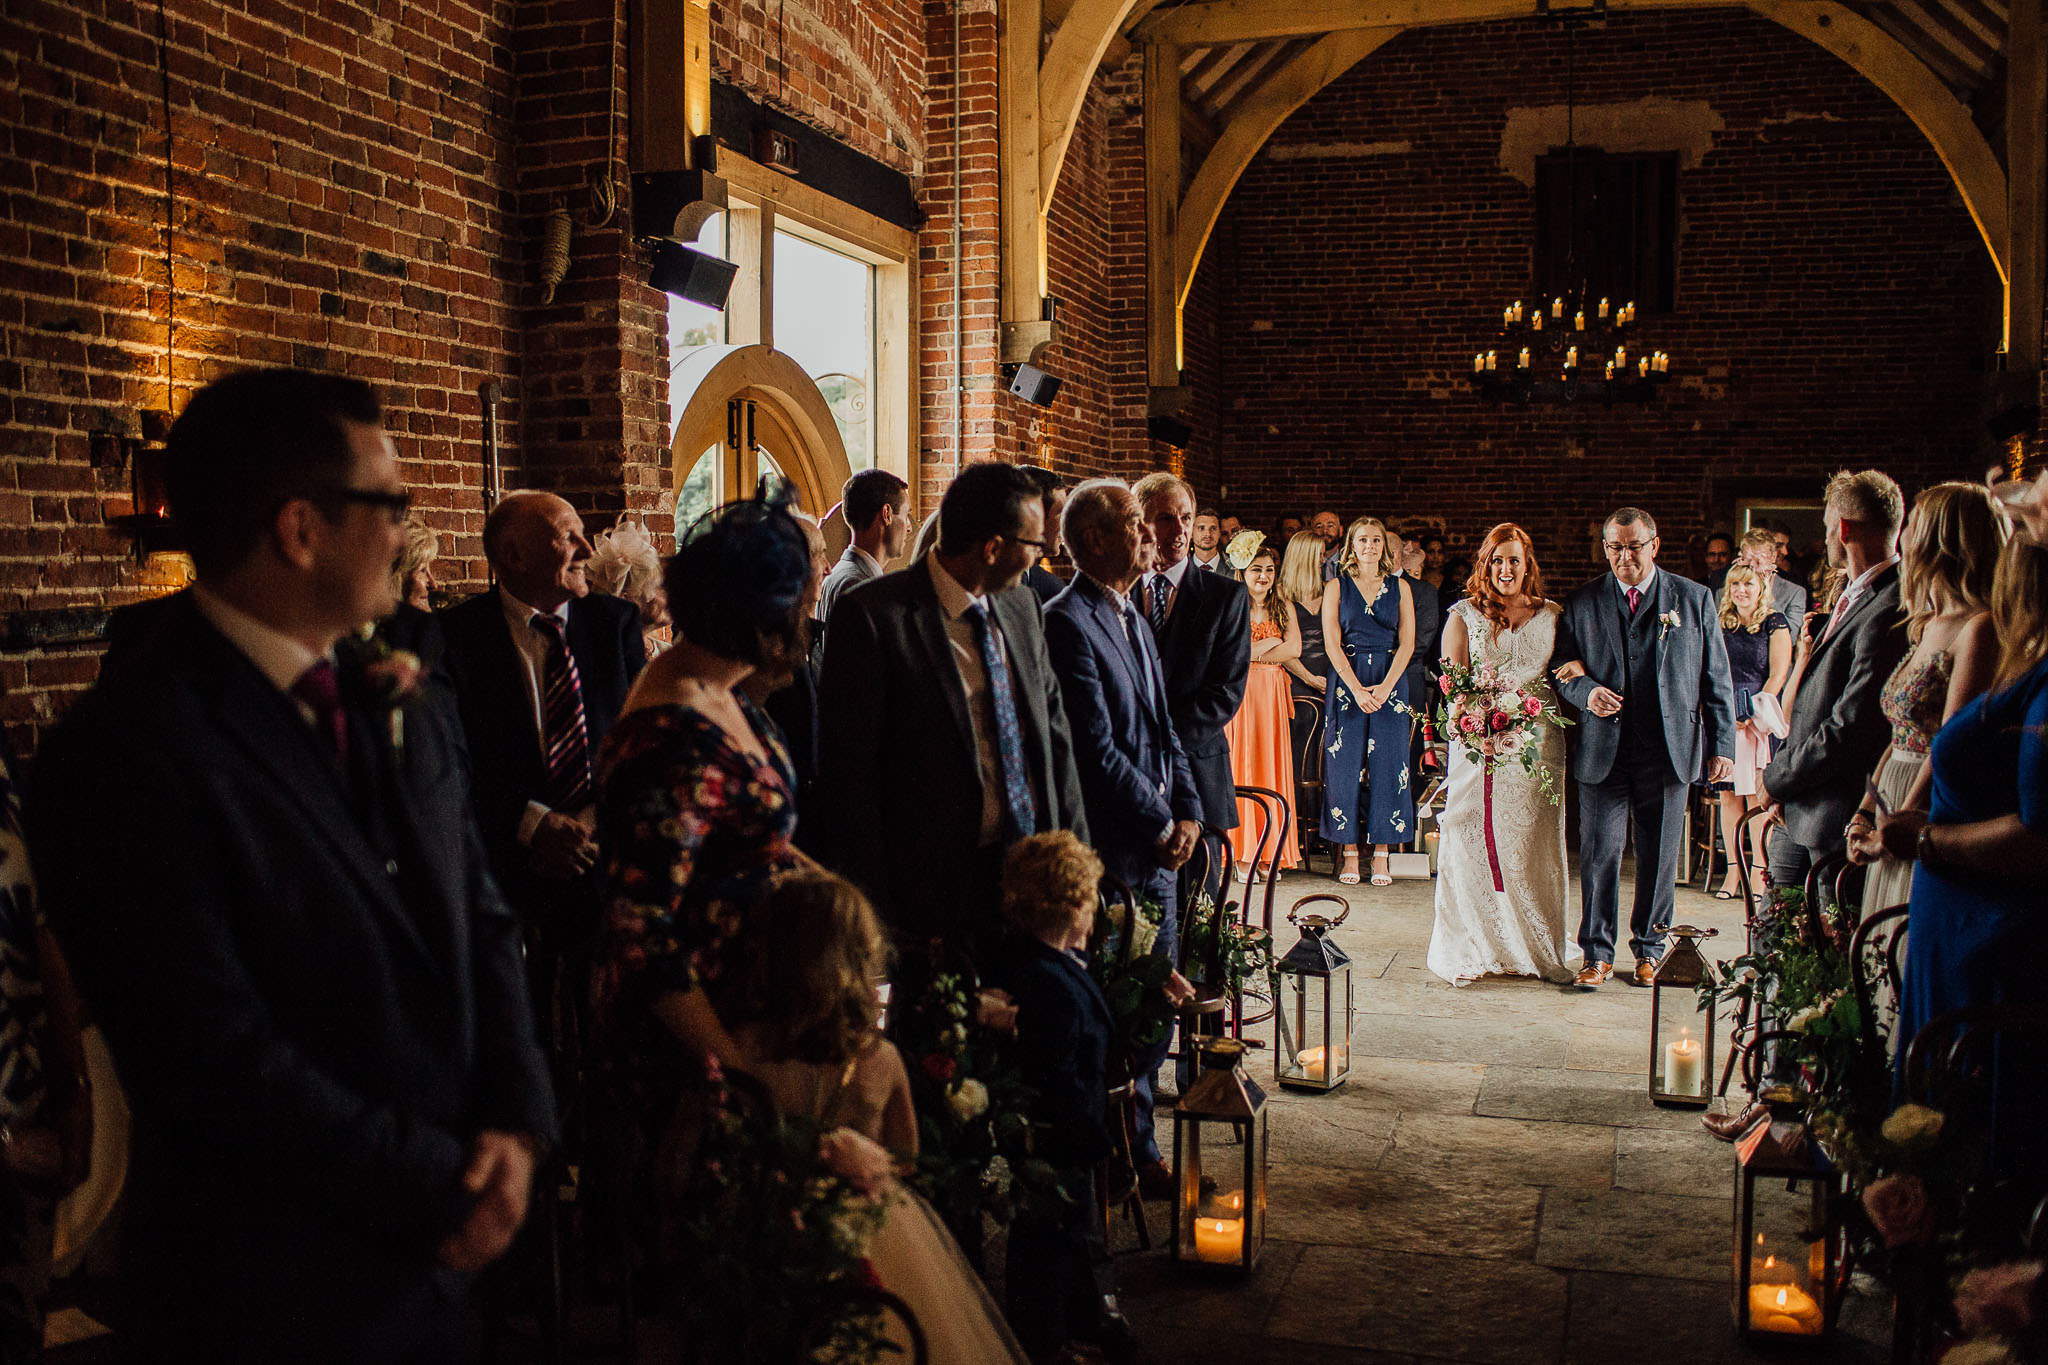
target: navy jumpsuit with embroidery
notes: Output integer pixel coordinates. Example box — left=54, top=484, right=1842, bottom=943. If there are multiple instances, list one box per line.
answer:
left=1320, top=575, right=1414, bottom=847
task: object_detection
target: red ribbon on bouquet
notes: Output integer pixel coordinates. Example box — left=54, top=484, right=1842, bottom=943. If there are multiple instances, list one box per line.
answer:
left=1481, top=765, right=1506, bottom=893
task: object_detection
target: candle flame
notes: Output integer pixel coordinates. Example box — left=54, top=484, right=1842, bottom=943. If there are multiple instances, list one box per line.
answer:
left=1764, top=1255, right=1776, bottom=1269
left=1775, top=1288, right=1788, bottom=1309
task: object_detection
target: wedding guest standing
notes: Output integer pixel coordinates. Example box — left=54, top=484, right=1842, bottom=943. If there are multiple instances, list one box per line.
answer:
left=1882, top=531, right=2048, bottom=1174
left=29, top=369, right=553, bottom=1360
left=1320, top=517, right=1415, bottom=886
left=820, top=469, right=910, bottom=626
left=1190, top=507, right=1225, bottom=572
left=1018, top=465, right=1070, bottom=604
left=1223, top=541, right=1300, bottom=881
left=586, top=519, right=673, bottom=657
left=1312, top=510, right=1345, bottom=581
left=1710, top=562, right=1792, bottom=901
left=1278, top=531, right=1331, bottom=796
left=748, top=511, right=833, bottom=856
left=1845, top=482, right=2003, bottom=917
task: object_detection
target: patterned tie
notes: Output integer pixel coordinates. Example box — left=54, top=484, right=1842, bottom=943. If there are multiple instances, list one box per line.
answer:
left=1147, top=573, right=1171, bottom=634
left=292, top=660, right=348, bottom=767
left=531, top=613, right=593, bottom=809
left=1626, top=586, right=1642, bottom=614
left=963, top=601, right=1037, bottom=843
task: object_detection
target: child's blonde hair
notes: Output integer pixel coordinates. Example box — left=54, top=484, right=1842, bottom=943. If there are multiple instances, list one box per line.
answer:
left=1001, top=831, right=1104, bottom=941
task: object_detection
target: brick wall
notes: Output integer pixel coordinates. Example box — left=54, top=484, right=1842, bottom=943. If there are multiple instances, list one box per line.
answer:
left=1190, top=12, right=2004, bottom=580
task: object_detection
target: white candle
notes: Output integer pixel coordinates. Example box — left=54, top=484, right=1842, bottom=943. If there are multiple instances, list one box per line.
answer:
left=1296, top=1046, right=1327, bottom=1082
left=1486, top=350, right=1497, bottom=371
left=1747, top=1282, right=1822, bottom=1335
left=1551, top=297, right=1563, bottom=318
left=1604, top=362, right=1614, bottom=380
left=1532, top=311, right=1544, bottom=332
left=1565, top=346, right=1577, bottom=368
left=1639, top=358, right=1650, bottom=377
left=1598, top=296, right=1609, bottom=318
left=1664, top=1031, right=1703, bottom=1096
left=1574, top=310, right=1586, bottom=331
left=1616, top=344, right=1626, bottom=365
left=1193, top=1215, right=1244, bottom=1263
left=1474, top=353, right=1485, bottom=373
left=1518, top=347, right=1530, bottom=368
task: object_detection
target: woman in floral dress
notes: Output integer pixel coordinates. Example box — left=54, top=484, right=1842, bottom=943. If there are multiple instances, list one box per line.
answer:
left=1319, top=517, right=1416, bottom=885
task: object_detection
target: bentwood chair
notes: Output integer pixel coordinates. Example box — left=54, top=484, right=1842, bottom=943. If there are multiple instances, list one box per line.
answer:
left=1230, top=784, right=1292, bottom=1041
left=1290, top=694, right=1329, bottom=877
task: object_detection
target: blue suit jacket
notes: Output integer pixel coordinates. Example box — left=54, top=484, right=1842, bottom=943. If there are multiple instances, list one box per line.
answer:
left=1555, top=569, right=1736, bottom=785
left=1043, top=575, right=1201, bottom=889
left=990, top=934, right=1115, bottom=1170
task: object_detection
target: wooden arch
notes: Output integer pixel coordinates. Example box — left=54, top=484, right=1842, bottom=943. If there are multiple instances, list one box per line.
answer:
left=669, top=344, right=854, bottom=520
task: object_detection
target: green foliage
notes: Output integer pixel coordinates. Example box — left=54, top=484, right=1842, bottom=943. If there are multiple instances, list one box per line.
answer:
left=1092, top=896, right=1175, bottom=1048
left=1183, top=891, right=1275, bottom=1001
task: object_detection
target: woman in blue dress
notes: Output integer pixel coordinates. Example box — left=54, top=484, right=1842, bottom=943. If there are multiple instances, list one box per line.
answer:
left=1320, top=516, right=1416, bottom=886
left=1885, top=533, right=2048, bottom=1176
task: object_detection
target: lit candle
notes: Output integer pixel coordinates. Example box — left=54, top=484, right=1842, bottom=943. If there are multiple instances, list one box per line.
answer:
left=1565, top=346, right=1578, bottom=368
left=1574, top=310, right=1586, bottom=331
left=1532, top=311, right=1544, bottom=332
left=1598, top=296, right=1609, bottom=318
left=1512, top=300, right=1523, bottom=322
left=1639, top=358, right=1650, bottom=377
left=1518, top=347, right=1531, bottom=368
left=1616, top=344, right=1626, bottom=366
left=1193, top=1214, right=1244, bottom=1263
left=1486, top=350, right=1497, bottom=371
left=1295, top=1047, right=1327, bottom=1082
left=1747, top=1282, right=1823, bottom=1335
left=1552, top=297, right=1563, bottom=318
left=1474, top=353, right=1485, bottom=373
left=1604, top=362, right=1614, bottom=380
left=1664, top=1030, right=1703, bottom=1096
left=1503, top=306, right=1513, bottom=327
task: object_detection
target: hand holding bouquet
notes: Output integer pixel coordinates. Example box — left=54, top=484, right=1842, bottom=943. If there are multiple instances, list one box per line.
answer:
left=1429, top=660, right=1574, bottom=803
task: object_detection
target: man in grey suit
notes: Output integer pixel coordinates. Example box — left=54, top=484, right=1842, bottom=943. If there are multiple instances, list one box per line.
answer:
left=1555, top=508, right=1736, bottom=988
left=819, top=468, right=909, bottom=626
left=818, top=461, right=1089, bottom=972
left=1759, top=471, right=1909, bottom=887
left=1738, top=528, right=1807, bottom=624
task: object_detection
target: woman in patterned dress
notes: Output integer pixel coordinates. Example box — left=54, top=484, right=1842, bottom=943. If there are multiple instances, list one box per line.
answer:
left=1319, top=517, right=1416, bottom=886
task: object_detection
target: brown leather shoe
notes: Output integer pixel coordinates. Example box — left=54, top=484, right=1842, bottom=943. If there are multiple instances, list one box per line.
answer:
left=1570, top=961, right=1612, bottom=990
left=1630, top=959, right=1658, bottom=988
left=1702, top=1101, right=1769, bottom=1142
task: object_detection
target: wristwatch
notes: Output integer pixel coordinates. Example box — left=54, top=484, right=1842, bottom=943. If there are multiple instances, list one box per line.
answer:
left=1915, top=824, right=1943, bottom=870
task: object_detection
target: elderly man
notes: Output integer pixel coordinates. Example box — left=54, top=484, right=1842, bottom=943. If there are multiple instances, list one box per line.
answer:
left=29, top=369, right=553, bottom=1359
left=439, top=491, right=646, bottom=936
left=1043, top=479, right=1202, bottom=1195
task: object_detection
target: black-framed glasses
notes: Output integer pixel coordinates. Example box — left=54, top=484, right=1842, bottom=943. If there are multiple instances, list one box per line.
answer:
left=1604, top=538, right=1656, bottom=555
left=1001, top=534, right=1048, bottom=552
left=322, top=487, right=412, bottom=523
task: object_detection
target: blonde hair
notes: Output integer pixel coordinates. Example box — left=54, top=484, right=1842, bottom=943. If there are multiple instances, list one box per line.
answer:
left=1278, top=531, right=1326, bottom=611
left=1338, top=516, right=1399, bottom=578
left=1990, top=537, right=2048, bottom=692
left=1825, top=468, right=1906, bottom=540
left=1001, top=832, right=1104, bottom=942
left=1900, top=482, right=2004, bottom=642
left=720, top=870, right=889, bottom=1066
left=1131, top=470, right=1195, bottom=512
left=585, top=519, right=664, bottom=610
left=389, top=514, right=438, bottom=597
left=1717, top=562, right=1771, bottom=632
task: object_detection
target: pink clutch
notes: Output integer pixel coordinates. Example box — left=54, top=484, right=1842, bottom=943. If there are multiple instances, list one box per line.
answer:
left=1749, top=691, right=1789, bottom=740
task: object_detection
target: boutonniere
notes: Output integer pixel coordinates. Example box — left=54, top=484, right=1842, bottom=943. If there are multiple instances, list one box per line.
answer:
left=341, top=624, right=425, bottom=753
left=1658, top=609, right=1681, bottom=641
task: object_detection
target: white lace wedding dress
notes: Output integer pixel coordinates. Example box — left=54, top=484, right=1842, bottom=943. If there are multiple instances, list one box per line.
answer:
left=1426, top=600, right=1576, bottom=986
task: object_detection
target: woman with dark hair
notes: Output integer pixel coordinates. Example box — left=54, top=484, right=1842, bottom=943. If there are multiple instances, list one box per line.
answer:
left=1426, top=524, right=1574, bottom=985
left=593, top=490, right=812, bottom=1079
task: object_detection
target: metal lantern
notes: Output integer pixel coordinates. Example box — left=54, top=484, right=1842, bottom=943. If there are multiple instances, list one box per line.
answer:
left=1733, top=1097, right=1842, bottom=1342
left=1274, top=894, right=1353, bottom=1093
left=1648, top=924, right=1718, bottom=1108
left=1170, top=1038, right=1268, bottom=1274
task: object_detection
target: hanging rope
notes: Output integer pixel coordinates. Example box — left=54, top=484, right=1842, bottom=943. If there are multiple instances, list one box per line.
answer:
left=539, top=200, right=572, bottom=304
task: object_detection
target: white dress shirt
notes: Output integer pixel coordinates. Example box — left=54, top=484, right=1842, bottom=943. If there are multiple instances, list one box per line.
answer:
left=1190, top=551, right=1223, bottom=573
left=1820, top=555, right=1899, bottom=645
left=1142, top=555, right=1195, bottom=626
left=192, top=585, right=325, bottom=725
left=499, top=585, right=579, bottom=841
left=928, top=556, right=1016, bottom=847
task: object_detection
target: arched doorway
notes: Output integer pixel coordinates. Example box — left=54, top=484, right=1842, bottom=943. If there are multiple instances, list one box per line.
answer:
left=670, top=344, right=855, bottom=541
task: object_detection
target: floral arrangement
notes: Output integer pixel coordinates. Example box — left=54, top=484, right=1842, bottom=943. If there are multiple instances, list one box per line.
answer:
left=337, top=621, right=425, bottom=752
left=1224, top=529, right=1266, bottom=572
left=667, top=1061, right=895, bottom=1364
left=1092, top=897, right=1175, bottom=1049
left=1423, top=658, right=1574, bottom=803
left=898, top=969, right=1068, bottom=1230
left=1182, top=890, right=1273, bottom=1002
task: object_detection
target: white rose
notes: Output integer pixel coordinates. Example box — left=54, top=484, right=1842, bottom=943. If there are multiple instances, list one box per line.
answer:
left=947, top=1078, right=989, bottom=1121
left=1785, top=1004, right=1822, bottom=1032
left=1494, top=731, right=1526, bottom=759
left=1497, top=690, right=1524, bottom=714
left=1880, top=1102, right=1945, bottom=1149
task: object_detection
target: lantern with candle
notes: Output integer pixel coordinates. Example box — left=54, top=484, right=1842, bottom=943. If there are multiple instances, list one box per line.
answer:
left=1648, top=925, right=1717, bottom=1108
left=1733, top=1094, right=1842, bottom=1342
left=1273, top=894, right=1354, bottom=1093
left=1171, top=1038, right=1268, bottom=1274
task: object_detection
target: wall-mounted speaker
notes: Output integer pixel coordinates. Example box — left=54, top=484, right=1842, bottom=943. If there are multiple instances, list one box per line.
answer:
left=1148, top=414, right=1191, bottom=449
left=1008, top=364, right=1062, bottom=407
left=649, top=240, right=738, bottom=310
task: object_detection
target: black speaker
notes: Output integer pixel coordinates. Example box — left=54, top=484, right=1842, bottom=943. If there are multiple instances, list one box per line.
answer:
left=1009, top=364, right=1062, bottom=407
left=1148, top=414, right=1191, bottom=449
left=648, top=240, right=738, bottom=310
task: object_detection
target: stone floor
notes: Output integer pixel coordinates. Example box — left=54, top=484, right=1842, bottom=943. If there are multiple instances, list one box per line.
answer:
left=1110, top=858, right=1891, bottom=1365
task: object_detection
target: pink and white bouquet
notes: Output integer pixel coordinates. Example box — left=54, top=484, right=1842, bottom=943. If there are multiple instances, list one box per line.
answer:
left=1429, top=659, right=1574, bottom=803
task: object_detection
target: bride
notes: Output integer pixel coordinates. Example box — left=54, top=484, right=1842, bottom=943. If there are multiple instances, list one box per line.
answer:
left=1426, top=524, right=1576, bottom=986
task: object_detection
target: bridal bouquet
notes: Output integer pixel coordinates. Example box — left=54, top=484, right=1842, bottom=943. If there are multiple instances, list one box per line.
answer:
left=1431, top=660, right=1573, bottom=803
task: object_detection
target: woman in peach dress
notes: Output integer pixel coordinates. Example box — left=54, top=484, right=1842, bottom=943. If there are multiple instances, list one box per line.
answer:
left=1225, top=540, right=1302, bottom=882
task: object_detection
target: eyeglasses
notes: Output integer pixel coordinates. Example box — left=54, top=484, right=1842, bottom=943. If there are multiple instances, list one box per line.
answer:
left=324, top=488, right=412, bottom=524
left=1603, top=538, right=1656, bottom=555
left=1001, top=534, right=1047, bottom=551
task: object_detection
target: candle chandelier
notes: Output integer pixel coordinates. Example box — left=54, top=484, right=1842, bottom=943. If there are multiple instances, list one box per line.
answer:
left=1471, top=5, right=1673, bottom=405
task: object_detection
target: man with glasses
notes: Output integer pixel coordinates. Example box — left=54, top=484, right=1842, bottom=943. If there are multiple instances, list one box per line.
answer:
left=819, top=460, right=1089, bottom=972
left=30, top=369, right=554, bottom=1357
left=1554, top=507, right=1736, bottom=989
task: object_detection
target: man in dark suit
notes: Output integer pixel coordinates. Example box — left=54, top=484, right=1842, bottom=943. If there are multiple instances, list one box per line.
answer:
left=28, top=369, right=554, bottom=1361
left=1760, top=471, right=1909, bottom=886
left=1019, top=464, right=1070, bottom=604
left=818, top=468, right=908, bottom=627
left=817, top=460, right=1089, bottom=969
left=1555, top=507, right=1736, bottom=988
left=1131, top=472, right=1250, bottom=844
left=1044, top=478, right=1203, bottom=1193
left=439, top=491, right=645, bottom=937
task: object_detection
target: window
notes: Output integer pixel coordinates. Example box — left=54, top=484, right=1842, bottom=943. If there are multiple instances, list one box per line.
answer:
left=1534, top=151, right=1678, bottom=313
left=772, top=226, right=876, bottom=472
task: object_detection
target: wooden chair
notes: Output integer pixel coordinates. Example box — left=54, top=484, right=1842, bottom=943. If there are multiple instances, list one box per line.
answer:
left=1230, top=784, right=1292, bottom=1040
left=1171, top=825, right=1233, bottom=1070
left=1290, top=693, right=1330, bottom=876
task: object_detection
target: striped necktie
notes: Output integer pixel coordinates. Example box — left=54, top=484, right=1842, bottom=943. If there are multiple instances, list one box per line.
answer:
left=531, top=613, right=593, bottom=809
left=1147, top=573, right=1171, bottom=634
left=964, top=601, right=1037, bottom=843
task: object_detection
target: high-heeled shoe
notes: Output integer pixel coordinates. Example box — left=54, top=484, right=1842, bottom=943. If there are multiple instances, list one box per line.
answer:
left=1338, top=853, right=1361, bottom=886
left=1369, top=852, right=1392, bottom=887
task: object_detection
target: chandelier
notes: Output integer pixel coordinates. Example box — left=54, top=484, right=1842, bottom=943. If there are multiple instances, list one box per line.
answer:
left=1470, top=5, right=1673, bottom=405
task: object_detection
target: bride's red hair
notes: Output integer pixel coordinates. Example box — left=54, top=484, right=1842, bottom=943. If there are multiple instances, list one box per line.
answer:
left=1464, top=523, right=1547, bottom=629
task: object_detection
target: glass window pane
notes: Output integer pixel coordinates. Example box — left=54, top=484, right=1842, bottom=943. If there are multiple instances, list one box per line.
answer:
left=676, top=446, right=719, bottom=536
left=667, top=214, right=728, bottom=428
left=772, top=229, right=874, bottom=471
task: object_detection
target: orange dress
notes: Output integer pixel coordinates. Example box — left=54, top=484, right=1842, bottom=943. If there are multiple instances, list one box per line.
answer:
left=1226, top=618, right=1300, bottom=868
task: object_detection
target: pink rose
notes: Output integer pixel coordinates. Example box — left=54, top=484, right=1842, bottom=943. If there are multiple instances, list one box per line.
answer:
left=1862, top=1173, right=1938, bottom=1249
left=1439, top=674, right=1453, bottom=696
left=1490, top=711, right=1512, bottom=732
left=1954, top=1260, right=2043, bottom=1337
left=1523, top=696, right=1544, bottom=717
left=1459, top=714, right=1482, bottom=735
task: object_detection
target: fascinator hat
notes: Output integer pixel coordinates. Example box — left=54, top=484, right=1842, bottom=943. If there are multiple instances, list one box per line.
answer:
left=664, top=478, right=812, bottom=666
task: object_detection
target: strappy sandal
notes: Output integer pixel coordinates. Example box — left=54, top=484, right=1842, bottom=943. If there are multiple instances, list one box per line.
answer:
left=1338, top=853, right=1362, bottom=886
left=1370, top=853, right=1393, bottom=887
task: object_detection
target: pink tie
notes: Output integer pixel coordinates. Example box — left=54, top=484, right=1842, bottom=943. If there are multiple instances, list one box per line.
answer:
left=1626, top=587, right=1641, bottom=614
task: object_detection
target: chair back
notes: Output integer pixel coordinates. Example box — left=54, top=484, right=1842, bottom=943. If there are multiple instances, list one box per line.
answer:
left=1175, top=823, right=1229, bottom=985
left=1233, top=784, right=1292, bottom=937
left=1846, top=903, right=1908, bottom=1067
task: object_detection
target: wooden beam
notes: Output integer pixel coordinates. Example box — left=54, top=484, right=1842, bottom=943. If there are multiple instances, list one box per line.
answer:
left=1002, top=0, right=1047, bottom=325
left=1173, top=29, right=1400, bottom=309
left=1041, top=0, right=1144, bottom=206
left=2009, top=0, right=2044, bottom=366
left=1147, top=41, right=1184, bottom=384
left=1137, top=0, right=1724, bottom=48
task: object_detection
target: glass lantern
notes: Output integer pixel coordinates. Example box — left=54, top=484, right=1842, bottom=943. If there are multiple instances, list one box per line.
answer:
left=1171, top=1038, right=1268, bottom=1274
left=1274, top=894, right=1353, bottom=1093
left=1733, top=1099, right=1841, bottom=1342
left=1648, top=924, right=1717, bottom=1108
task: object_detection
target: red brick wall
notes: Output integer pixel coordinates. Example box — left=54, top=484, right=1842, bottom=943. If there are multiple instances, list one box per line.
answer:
left=715, top=0, right=925, bottom=175
left=1189, top=12, right=2003, bottom=579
